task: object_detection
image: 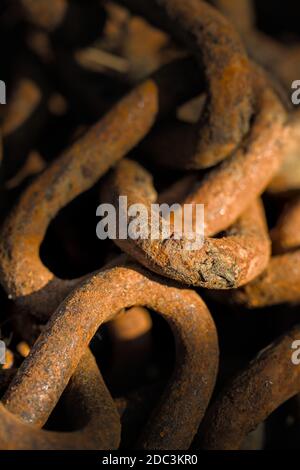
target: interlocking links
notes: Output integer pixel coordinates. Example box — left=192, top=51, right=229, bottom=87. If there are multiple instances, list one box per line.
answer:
left=103, top=158, right=270, bottom=289
left=0, top=54, right=205, bottom=322
left=0, top=350, right=121, bottom=450
left=142, top=65, right=287, bottom=235
left=196, top=324, right=300, bottom=450
left=3, top=262, right=219, bottom=450
left=213, top=0, right=300, bottom=91
left=116, top=0, right=254, bottom=168
left=180, top=69, right=288, bottom=236
left=221, top=195, right=300, bottom=307
left=222, top=252, right=300, bottom=308
left=0, top=80, right=158, bottom=320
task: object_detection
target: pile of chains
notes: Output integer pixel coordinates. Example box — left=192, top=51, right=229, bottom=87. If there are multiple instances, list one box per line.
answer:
left=0, top=0, right=300, bottom=450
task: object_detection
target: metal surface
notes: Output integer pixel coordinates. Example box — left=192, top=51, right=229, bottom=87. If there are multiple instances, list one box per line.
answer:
left=3, top=261, right=219, bottom=449
left=103, top=158, right=271, bottom=288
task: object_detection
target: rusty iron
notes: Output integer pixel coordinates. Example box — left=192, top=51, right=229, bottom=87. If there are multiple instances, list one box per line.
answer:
left=116, top=0, right=254, bottom=169
left=216, top=194, right=300, bottom=307
left=213, top=0, right=300, bottom=92
left=196, top=324, right=300, bottom=450
left=140, top=65, right=287, bottom=235
left=2, top=261, right=218, bottom=449
left=0, top=55, right=207, bottom=323
left=0, top=350, right=121, bottom=450
left=1, top=0, right=300, bottom=451
left=225, top=251, right=300, bottom=308
left=143, top=66, right=287, bottom=232
left=0, top=80, right=158, bottom=321
left=103, top=158, right=271, bottom=288
left=177, top=67, right=288, bottom=237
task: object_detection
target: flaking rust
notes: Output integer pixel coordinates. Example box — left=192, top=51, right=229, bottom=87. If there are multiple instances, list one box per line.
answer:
left=0, top=0, right=300, bottom=452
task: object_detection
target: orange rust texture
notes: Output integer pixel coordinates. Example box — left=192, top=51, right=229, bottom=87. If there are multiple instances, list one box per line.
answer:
left=0, top=350, right=121, bottom=450
left=0, top=57, right=204, bottom=322
left=228, top=252, right=300, bottom=307
left=3, top=263, right=218, bottom=450
left=143, top=67, right=287, bottom=223
left=103, top=158, right=271, bottom=289
left=222, top=195, right=300, bottom=307
left=0, top=80, right=158, bottom=319
left=117, top=0, right=254, bottom=168
left=213, top=0, right=300, bottom=90
left=197, top=325, right=300, bottom=450
left=182, top=69, right=288, bottom=236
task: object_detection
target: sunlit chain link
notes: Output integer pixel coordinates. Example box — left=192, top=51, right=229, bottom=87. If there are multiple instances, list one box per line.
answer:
left=211, top=0, right=300, bottom=91
left=144, top=66, right=288, bottom=236
left=115, top=0, right=254, bottom=168
left=0, top=56, right=204, bottom=323
left=0, top=350, right=121, bottom=450
left=214, top=193, right=300, bottom=307
left=195, top=324, right=300, bottom=450
left=103, top=157, right=271, bottom=288
left=2, top=261, right=219, bottom=450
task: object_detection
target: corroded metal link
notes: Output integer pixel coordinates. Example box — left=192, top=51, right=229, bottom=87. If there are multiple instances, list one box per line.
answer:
left=3, top=262, right=219, bottom=450
left=196, top=324, right=300, bottom=450
left=0, top=55, right=203, bottom=322
left=217, top=195, right=300, bottom=307
left=0, top=350, right=121, bottom=450
left=213, top=0, right=300, bottom=91
left=226, top=252, right=300, bottom=307
left=0, top=80, right=158, bottom=321
left=179, top=69, right=287, bottom=236
left=103, top=158, right=270, bottom=289
left=143, top=66, right=287, bottom=235
left=116, top=0, right=254, bottom=168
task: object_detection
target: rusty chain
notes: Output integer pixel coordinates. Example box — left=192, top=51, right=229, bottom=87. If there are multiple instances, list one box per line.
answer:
left=0, top=0, right=300, bottom=451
